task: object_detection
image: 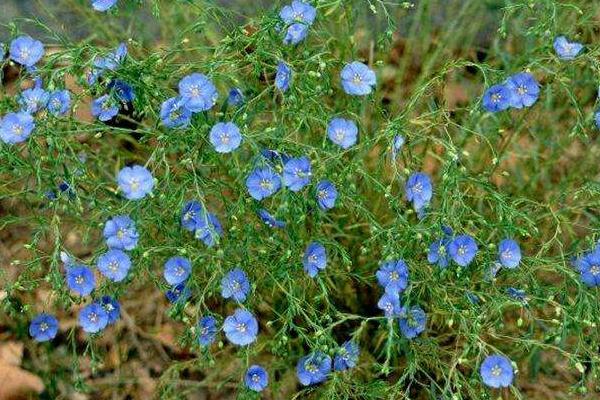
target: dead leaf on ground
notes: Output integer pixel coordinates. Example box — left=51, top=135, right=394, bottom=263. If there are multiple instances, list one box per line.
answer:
left=0, top=342, right=44, bottom=400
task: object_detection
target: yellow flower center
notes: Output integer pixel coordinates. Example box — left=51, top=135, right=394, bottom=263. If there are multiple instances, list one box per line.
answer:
left=129, top=179, right=140, bottom=192
left=306, top=362, right=318, bottom=373
left=190, top=85, right=201, bottom=97
left=13, top=124, right=24, bottom=136
left=108, top=261, right=119, bottom=272
left=260, top=180, right=272, bottom=190
left=491, top=365, right=502, bottom=377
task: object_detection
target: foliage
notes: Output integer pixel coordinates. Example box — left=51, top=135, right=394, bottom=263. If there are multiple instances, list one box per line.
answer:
left=1, top=0, right=600, bottom=399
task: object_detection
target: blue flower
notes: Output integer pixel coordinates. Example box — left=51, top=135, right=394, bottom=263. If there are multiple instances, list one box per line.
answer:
left=245, top=365, right=269, bottom=392
left=87, top=68, right=102, bottom=87
left=66, top=265, right=96, bottom=296
left=88, top=43, right=127, bottom=84
left=498, top=239, right=521, bottom=269
left=596, top=111, right=600, bottom=130
left=221, top=268, right=251, bottom=302
left=280, top=1, right=316, bottom=45
left=103, top=42, right=127, bottom=68
left=316, top=180, right=337, bottom=210
left=553, top=36, right=583, bottom=60
left=283, top=156, right=312, bottom=191
left=398, top=306, right=426, bottom=339
left=79, top=303, right=109, bottom=333
left=108, top=79, right=135, bottom=103
left=100, top=296, right=120, bottom=324
left=181, top=200, right=204, bottom=232
left=45, top=190, right=58, bottom=201
left=392, top=135, right=405, bottom=161
left=47, top=90, right=71, bottom=116
left=441, top=225, right=453, bottom=236
left=56, top=181, right=75, bottom=199
left=574, top=248, right=600, bottom=287
left=108, top=42, right=127, bottom=63
left=334, top=341, right=359, bottom=371
left=178, top=73, right=218, bottom=112
left=327, top=118, right=358, bottom=149
left=209, top=122, right=242, bottom=153
left=227, top=88, right=244, bottom=106
left=480, top=354, right=514, bottom=388
left=0, top=112, right=35, bottom=144
left=340, top=62, right=376, bottom=96
left=29, top=313, right=59, bottom=342
left=296, top=352, right=331, bottom=386
left=9, top=36, right=44, bottom=67
left=55, top=181, right=66, bottom=191
left=377, top=292, right=402, bottom=317
left=405, top=172, right=432, bottom=212
left=428, top=235, right=451, bottom=269
left=506, top=72, right=540, bottom=109
left=197, top=316, right=218, bottom=346
left=19, top=87, right=49, bottom=114
left=261, top=149, right=291, bottom=164
left=482, top=84, right=511, bottom=112
left=60, top=251, right=73, bottom=266
left=97, top=249, right=132, bottom=282
left=485, top=262, right=502, bottom=281
left=275, top=61, right=292, bottom=92
left=117, top=165, right=154, bottom=200
left=223, top=308, right=259, bottom=346
left=284, top=24, right=309, bottom=45
left=376, top=259, right=409, bottom=295
left=160, top=97, right=192, bottom=128
left=181, top=201, right=223, bottom=246
left=193, top=211, right=223, bottom=247
left=92, top=94, right=119, bottom=121
left=246, top=167, right=282, bottom=200
left=163, top=256, right=192, bottom=285
left=448, top=234, right=478, bottom=267
left=92, top=0, right=117, bottom=11
left=58, top=182, right=75, bottom=199
left=303, top=242, right=327, bottom=278
left=280, top=1, right=317, bottom=26
left=506, top=287, right=527, bottom=303
left=257, top=209, right=286, bottom=228
left=103, top=215, right=139, bottom=250
left=165, top=283, right=191, bottom=304
left=466, top=292, right=480, bottom=304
